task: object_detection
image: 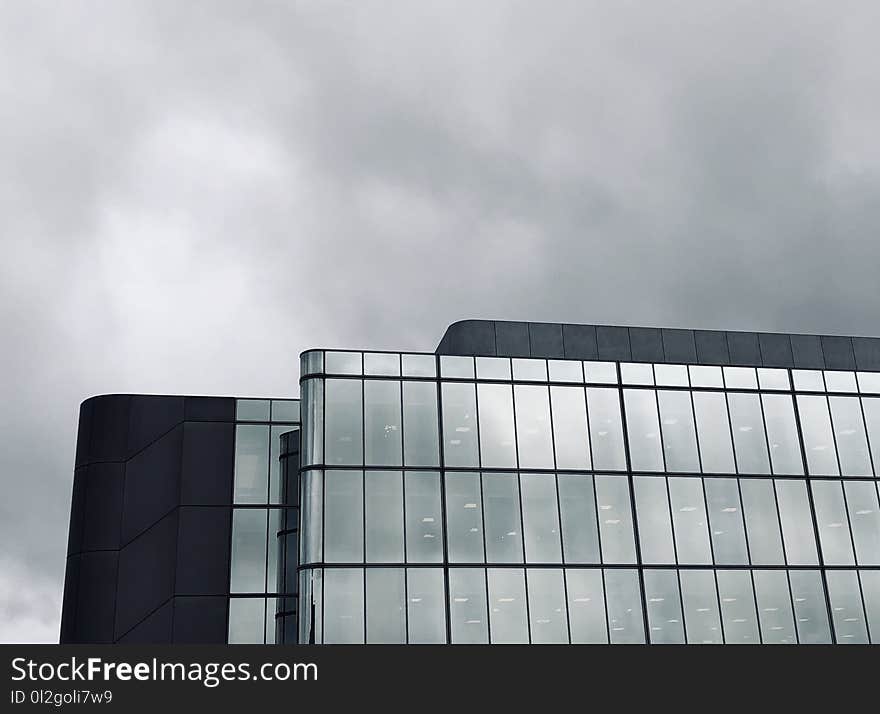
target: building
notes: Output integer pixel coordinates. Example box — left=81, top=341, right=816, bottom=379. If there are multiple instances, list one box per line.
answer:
left=61, top=320, right=880, bottom=644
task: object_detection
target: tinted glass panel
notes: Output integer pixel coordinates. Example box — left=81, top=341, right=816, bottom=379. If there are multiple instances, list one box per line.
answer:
left=655, top=364, right=689, bottom=387
left=325, top=352, right=361, bottom=375
left=863, top=398, right=880, bottom=475
left=476, top=357, right=511, bottom=380
left=487, top=568, right=528, bottom=643
left=723, top=367, right=757, bottom=390
left=557, top=473, right=600, bottom=564
left=230, top=509, right=267, bottom=593
left=483, top=472, right=523, bottom=563
left=566, top=569, right=607, bottom=643
left=825, top=371, right=857, bottom=393
left=669, top=477, right=712, bottom=565
left=758, top=368, right=790, bottom=390
left=859, top=571, right=880, bottom=644
left=826, top=570, right=868, bottom=644
left=300, top=470, right=323, bottom=564
left=363, top=380, right=401, bottom=466
left=271, top=400, right=300, bottom=422
left=514, top=385, right=555, bottom=469
left=365, top=471, right=404, bottom=563
left=789, top=570, right=832, bottom=644
left=595, top=474, right=636, bottom=564
left=793, top=370, right=824, bottom=391
left=527, top=568, right=568, bottom=644
left=762, top=394, right=804, bottom=475
left=512, top=359, right=547, bottom=382
left=643, top=569, right=685, bottom=644
left=324, top=470, right=363, bottom=563
left=477, top=384, right=517, bottom=468
left=550, top=387, right=591, bottom=470
left=325, top=379, right=363, bottom=466
left=727, top=393, right=770, bottom=474
left=323, top=568, right=364, bottom=643
left=520, top=473, right=562, bottom=563
left=775, top=480, right=819, bottom=566
left=584, top=361, right=618, bottom=384
left=441, top=383, right=479, bottom=467
left=740, top=479, right=784, bottom=565
left=657, top=391, right=700, bottom=472
left=440, top=355, right=474, bottom=379
left=404, top=471, right=443, bottom=563
left=448, top=568, right=488, bottom=643
left=237, top=399, right=270, bottom=422
left=753, top=570, right=796, bottom=644
left=716, top=570, right=760, bottom=644
left=402, top=353, right=436, bottom=378
left=692, top=392, right=735, bottom=473
left=445, top=472, right=484, bottom=563
left=301, top=378, right=323, bottom=466
left=407, top=568, right=446, bottom=644
left=586, top=388, right=626, bottom=471
left=228, top=598, right=264, bottom=644
left=605, top=569, right=645, bottom=643
left=402, top=382, right=440, bottom=467
left=633, top=476, right=674, bottom=565
left=623, top=389, right=664, bottom=472
left=621, top=362, right=653, bottom=385
left=680, top=570, right=722, bottom=644
left=811, top=480, right=855, bottom=565
left=704, top=478, right=749, bottom=565
left=797, top=395, right=839, bottom=476
left=845, top=480, right=880, bottom=566
left=366, top=568, right=406, bottom=643
left=548, top=360, right=583, bottom=383
left=364, top=352, right=400, bottom=377
left=234, top=425, right=269, bottom=504
left=829, top=396, right=872, bottom=477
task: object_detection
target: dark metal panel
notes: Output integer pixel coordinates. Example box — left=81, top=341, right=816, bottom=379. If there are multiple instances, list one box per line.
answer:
left=74, top=551, right=119, bottom=643
left=494, top=321, right=530, bottom=358
left=561, top=323, right=598, bottom=360
left=82, top=462, right=125, bottom=552
left=180, top=422, right=234, bottom=506
left=821, top=336, right=856, bottom=370
left=596, top=326, right=631, bottom=361
left=172, top=596, right=229, bottom=644
left=528, top=322, right=564, bottom=358
left=116, top=599, right=173, bottom=644
left=74, top=399, right=93, bottom=468
left=791, top=334, right=825, bottom=369
left=726, top=331, right=761, bottom=366
left=661, top=328, right=697, bottom=363
left=66, top=467, right=86, bottom=557
left=86, top=395, right=131, bottom=463
left=127, top=395, right=185, bottom=458
left=59, top=554, right=80, bottom=643
left=853, top=337, right=880, bottom=372
left=629, top=327, right=664, bottom=362
left=758, top=333, right=794, bottom=368
left=184, top=396, right=235, bottom=422
left=175, top=507, right=231, bottom=595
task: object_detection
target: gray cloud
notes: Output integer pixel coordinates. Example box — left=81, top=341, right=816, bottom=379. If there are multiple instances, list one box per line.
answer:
left=1, top=0, right=879, bottom=641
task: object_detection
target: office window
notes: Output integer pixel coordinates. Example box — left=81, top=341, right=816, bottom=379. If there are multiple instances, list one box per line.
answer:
left=520, top=473, right=562, bottom=563
left=633, top=476, right=675, bottom=564
left=704, top=478, right=749, bottom=565
left=621, top=362, right=654, bottom=385
left=863, top=398, right=880, bottom=475
left=514, top=385, right=555, bottom=469
left=269, top=425, right=288, bottom=504
left=566, top=569, right=608, bottom=643
left=811, top=480, right=855, bottom=565
left=230, top=509, right=268, bottom=593
left=595, top=474, right=636, bottom=564
left=829, top=396, right=872, bottom=477
left=844, top=481, right=880, bottom=566
left=325, top=379, right=363, bottom=466
left=826, top=570, right=868, bottom=644
left=402, top=381, right=440, bottom=467
left=483, top=472, right=523, bottom=563
left=527, top=568, right=568, bottom=644
left=364, top=380, right=401, bottom=466
left=762, top=394, right=804, bottom=475
left=449, top=568, right=488, bottom=644
left=477, top=384, right=517, bottom=468
left=548, top=360, right=583, bottom=383
left=774, top=480, right=819, bottom=566
left=550, top=387, right=591, bottom=470
left=440, top=355, right=474, bottom=379
left=793, top=370, right=824, bottom=391
left=624, top=389, right=664, bottom=472
left=657, top=390, right=700, bottom=472
left=825, top=371, right=858, bottom=393
left=654, top=364, right=689, bottom=387
left=405, top=471, right=443, bottom=563
left=228, top=598, right=265, bottom=644
left=859, top=571, right=880, bottom=644
left=234, top=425, right=269, bottom=504
left=758, top=368, right=790, bottom=391
left=604, top=569, right=645, bottom=644
left=690, top=365, right=723, bottom=388
left=300, top=470, right=323, bottom=564
left=716, top=570, right=760, bottom=644
left=402, top=353, right=436, bottom=378
left=513, top=359, right=548, bottom=382
left=301, top=378, right=323, bottom=466
left=586, top=388, right=627, bottom=471
left=487, top=568, right=528, bottom=643
left=325, top=352, right=362, bottom=376
left=723, top=367, right=758, bottom=390
left=797, top=396, right=840, bottom=476
left=727, top=393, right=771, bottom=474
left=680, top=570, right=722, bottom=644
left=364, top=352, right=400, bottom=377
left=366, top=568, right=406, bottom=643
left=692, top=392, right=735, bottom=473
left=584, top=361, right=618, bottom=384
left=237, top=399, right=270, bottom=422
left=557, top=473, right=600, bottom=564
left=753, top=570, right=796, bottom=644
left=324, top=470, right=364, bottom=563
left=365, top=471, right=404, bottom=563
left=298, top=569, right=322, bottom=644
left=788, top=570, right=832, bottom=644
left=445, top=472, right=484, bottom=563
left=324, top=568, right=364, bottom=643
left=406, top=568, right=446, bottom=644
left=271, top=399, right=300, bottom=423
left=643, top=569, right=685, bottom=644
left=441, top=383, right=479, bottom=467
left=266, top=509, right=281, bottom=594
left=669, top=477, right=712, bottom=565
left=476, top=357, right=511, bottom=381
left=740, top=479, right=784, bottom=565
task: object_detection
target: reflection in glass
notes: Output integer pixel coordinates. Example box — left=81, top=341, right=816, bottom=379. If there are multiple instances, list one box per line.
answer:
left=825, top=371, right=857, bottom=393
left=365, top=471, right=404, bottom=562
left=487, top=568, right=528, bottom=643
left=859, top=571, right=880, bottom=644
left=228, top=598, right=264, bottom=644
left=657, top=391, right=700, bottom=472
left=236, top=399, right=270, bottom=422
left=797, top=395, right=839, bottom=476
left=586, top=388, right=626, bottom=470
left=407, top=568, right=446, bottom=643
left=826, top=570, right=868, bottom=644
left=654, top=364, right=689, bottom=387
left=811, top=480, right=855, bottom=565
left=449, top=568, right=488, bottom=643
left=298, top=569, right=322, bottom=644
left=789, top=570, right=832, bottom=644
left=727, top=393, right=770, bottom=474
left=234, top=425, right=269, bottom=504
left=404, top=472, right=443, bottom=563
left=402, top=382, right=440, bottom=467
left=692, top=392, right=735, bottom=473
left=793, top=370, right=824, bottom=391
left=584, top=361, right=618, bottom=384
left=604, top=569, right=645, bottom=643
left=301, top=378, right=323, bottom=466
left=476, top=357, right=511, bottom=380
left=740, top=479, right=784, bottom=565
left=557, top=473, right=600, bottom=563
left=548, top=360, right=583, bottom=383
left=325, top=351, right=361, bottom=375
left=829, top=397, right=872, bottom=477
left=689, top=365, right=723, bottom=388
left=230, top=509, right=268, bottom=593
left=723, top=367, right=757, bottom=390
left=757, top=368, right=789, bottom=390
left=402, top=353, right=436, bottom=378
left=704, top=478, right=749, bottom=565
left=325, top=379, right=363, bottom=466
left=623, top=389, right=664, bottom=471
left=366, top=568, right=406, bottom=643
left=364, top=352, right=400, bottom=377
left=364, top=380, right=401, bottom=466
left=266, top=509, right=280, bottom=595
left=845, top=481, right=880, bottom=565
left=550, top=387, right=591, bottom=470
left=620, top=362, right=653, bottom=385
left=512, top=358, right=547, bottom=382
left=753, top=570, right=796, bottom=644
left=324, top=470, right=364, bottom=563
left=527, top=568, right=568, bottom=643
left=440, top=355, right=474, bottom=379
left=477, top=384, right=517, bottom=468
left=520, top=473, right=562, bottom=563
left=863, top=398, right=880, bottom=476
left=595, top=474, right=636, bottom=564
left=643, top=569, right=685, bottom=644
left=300, top=470, right=323, bottom=564
left=269, top=425, right=287, bottom=504
left=271, top=399, right=300, bottom=423
left=680, top=570, right=722, bottom=644
left=566, top=569, right=607, bottom=643
left=483, top=472, right=523, bottom=563
left=445, top=472, right=484, bottom=562
left=300, top=350, right=324, bottom=377
left=716, top=570, right=759, bottom=644
left=633, top=476, right=674, bottom=564
left=762, top=394, right=804, bottom=475
left=775, top=480, right=819, bottom=565
left=669, top=477, right=712, bottom=565
left=441, top=383, right=479, bottom=467
left=514, top=385, right=555, bottom=469
left=323, top=568, right=364, bottom=643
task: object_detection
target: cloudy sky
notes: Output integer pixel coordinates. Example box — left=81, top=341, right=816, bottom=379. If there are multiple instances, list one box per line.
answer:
left=2, top=0, right=880, bottom=642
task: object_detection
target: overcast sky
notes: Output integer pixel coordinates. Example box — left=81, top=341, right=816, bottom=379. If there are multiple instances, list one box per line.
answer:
left=2, top=0, right=880, bottom=643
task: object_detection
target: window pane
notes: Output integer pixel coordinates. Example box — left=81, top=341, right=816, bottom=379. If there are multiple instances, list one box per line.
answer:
left=655, top=364, right=689, bottom=387
left=811, top=480, right=855, bottom=565
left=324, top=568, right=364, bottom=643
left=527, top=568, right=568, bottom=643
left=550, top=387, right=591, bottom=470
left=269, top=425, right=287, bottom=504
left=586, top=388, right=626, bottom=470
left=595, top=474, right=636, bottom=564
left=520, top=473, right=562, bottom=563
left=829, top=396, right=872, bottom=477
left=265, top=597, right=277, bottom=644
left=605, top=569, right=645, bottom=643
left=271, top=399, right=300, bottom=423
left=407, top=568, right=446, bottom=643
left=487, top=568, right=528, bottom=643
left=680, top=570, right=722, bottom=644
left=690, top=365, right=723, bottom=388
left=440, top=355, right=474, bottom=378
left=402, top=382, right=439, bottom=467
left=558, top=473, right=600, bottom=564
left=230, top=509, right=268, bottom=593
left=633, top=476, right=674, bottom=564
left=740, top=479, right=784, bottom=565
left=863, top=398, right=880, bottom=475
left=859, top=571, right=880, bottom=644
left=300, top=470, right=322, bottom=565
left=657, top=391, right=700, bottom=472
left=584, top=361, right=618, bottom=384
left=624, top=389, right=664, bottom=472
left=621, top=362, right=654, bottom=385
left=266, top=509, right=280, bottom=594
left=704, top=478, right=749, bottom=565
left=324, top=470, right=364, bottom=563
left=298, top=569, right=322, bottom=644
left=797, top=395, right=839, bottom=476
left=692, top=392, right=735, bottom=473
left=825, top=371, right=857, bottom=393
left=548, top=360, right=583, bottom=383
left=405, top=471, right=443, bottom=563
left=402, top=353, right=436, bottom=378
left=448, top=568, right=488, bottom=643
left=643, top=569, right=685, bottom=644
left=234, top=425, right=269, bottom=504
left=477, top=384, right=517, bottom=468
left=793, top=370, right=824, bottom=391
left=364, top=352, right=400, bottom=377
left=441, top=383, right=478, bottom=467
left=483, top=472, right=523, bottom=563
left=566, top=569, right=607, bottom=643
left=365, top=471, right=404, bottom=563
left=364, top=380, right=401, bottom=466
left=716, top=570, right=759, bottom=644
left=845, top=481, right=880, bottom=566
left=476, top=357, right=511, bottom=380
left=237, top=399, right=270, bottom=422
left=325, top=379, right=363, bottom=466
left=789, top=570, right=831, bottom=644
left=775, top=480, right=819, bottom=566
left=758, top=368, right=790, bottom=390
left=446, top=472, right=484, bottom=562
left=325, top=351, right=362, bottom=375
left=723, top=367, right=757, bottom=390
left=301, top=378, right=323, bottom=467
left=826, top=570, right=868, bottom=644
left=858, top=373, right=880, bottom=394
left=727, top=393, right=770, bottom=474
left=762, top=394, right=804, bottom=475
left=514, top=385, right=555, bottom=469
left=301, top=350, right=323, bottom=377
left=669, top=477, right=712, bottom=565
left=512, top=358, right=547, bottom=382
left=228, top=598, right=264, bottom=644
left=366, top=568, right=406, bottom=643
left=753, top=570, right=796, bottom=644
